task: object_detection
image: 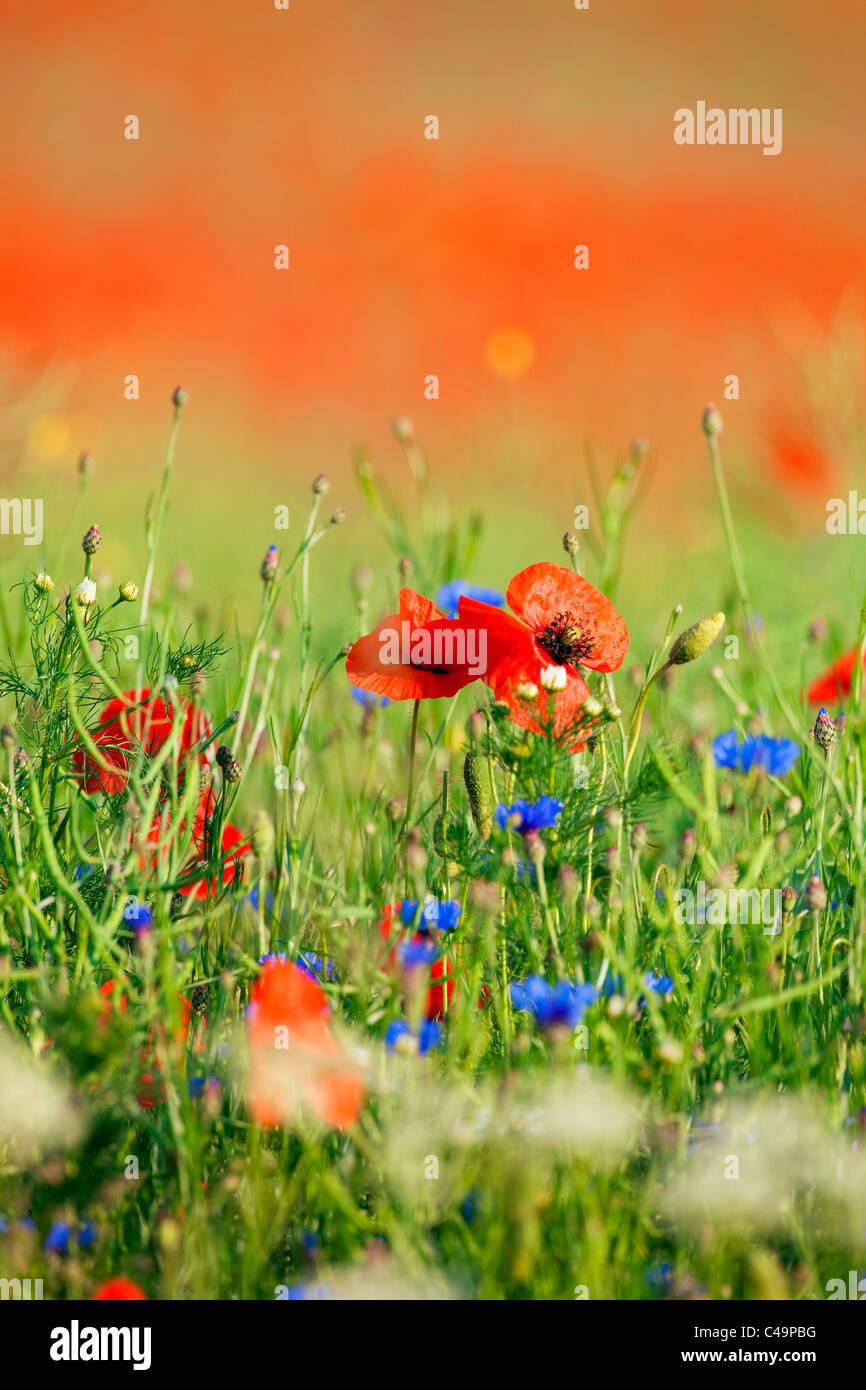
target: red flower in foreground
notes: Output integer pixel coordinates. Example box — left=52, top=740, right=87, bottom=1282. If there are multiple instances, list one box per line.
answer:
left=459, top=562, right=628, bottom=747
left=246, top=959, right=363, bottom=1129
left=346, top=588, right=483, bottom=700
left=807, top=648, right=860, bottom=706
left=92, top=1278, right=147, bottom=1301
left=71, top=688, right=210, bottom=796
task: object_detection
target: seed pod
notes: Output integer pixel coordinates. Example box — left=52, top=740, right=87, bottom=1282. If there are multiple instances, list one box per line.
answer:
left=463, top=749, right=492, bottom=839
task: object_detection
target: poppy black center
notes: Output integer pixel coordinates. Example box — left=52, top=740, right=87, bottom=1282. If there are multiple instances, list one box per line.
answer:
left=537, top=610, right=593, bottom=665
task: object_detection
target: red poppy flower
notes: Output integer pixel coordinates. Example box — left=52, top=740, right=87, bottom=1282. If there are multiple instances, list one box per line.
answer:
left=346, top=588, right=483, bottom=700
left=807, top=647, right=861, bottom=706
left=92, top=1278, right=147, bottom=1301
left=145, top=788, right=247, bottom=897
left=71, top=688, right=210, bottom=796
left=246, top=959, right=363, bottom=1129
left=459, top=562, right=628, bottom=747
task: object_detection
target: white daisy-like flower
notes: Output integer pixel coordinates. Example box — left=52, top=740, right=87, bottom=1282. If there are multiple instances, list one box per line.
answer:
left=74, top=578, right=97, bottom=606
left=539, top=664, right=567, bottom=692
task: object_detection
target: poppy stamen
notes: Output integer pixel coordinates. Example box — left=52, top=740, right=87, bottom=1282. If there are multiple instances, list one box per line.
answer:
left=537, top=610, right=593, bottom=666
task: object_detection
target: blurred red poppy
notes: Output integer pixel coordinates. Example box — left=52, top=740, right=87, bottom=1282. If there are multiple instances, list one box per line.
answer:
left=246, top=959, right=363, bottom=1129
left=92, top=1278, right=147, bottom=1301
left=807, top=647, right=861, bottom=705
left=71, top=688, right=210, bottom=796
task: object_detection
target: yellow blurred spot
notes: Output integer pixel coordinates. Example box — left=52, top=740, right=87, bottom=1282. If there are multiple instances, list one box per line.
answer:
left=484, top=326, right=536, bottom=379
left=27, top=414, right=72, bottom=462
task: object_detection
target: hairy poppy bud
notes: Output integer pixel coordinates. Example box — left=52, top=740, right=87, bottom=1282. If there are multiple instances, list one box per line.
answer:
left=562, top=531, right=580, bottom=558
left=82, top=524, right=102, bottom=556
left=668, top=612, right=726, bottom=666
left=311, top=473, right=330, bottom=496
left=119, top=581, right=139, bottom=602
left=464, top=749, right=492, bottom=840
left=701, top=402, right=723, bottom=436
left=398, top=554, right=414, bottom=579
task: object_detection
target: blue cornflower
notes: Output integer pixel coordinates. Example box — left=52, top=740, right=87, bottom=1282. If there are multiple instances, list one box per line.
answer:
left=351, top=687, right=390, bottom=709
left=258, top=950, right=287, bottom=965
left=397, top=937, right=440, bottom=969
left=399, top=898, right=461, bottom=932
left=123, top=900, right=153, bottom=932
left=385, top=1018, right=443, bottom=1054
left=297, top=951, right=335, bottom=982
left=496, top=796, right=563, bottom=834
left=45, top=1221, right=70, bottom=1256
left=712, top=730, right=800, bottom=776
left=434, top=580, right=505, bottom=620
left=645, top=1262, right=674, bottom=1292
left=77, top=1221, right=96, bottom=1250
left=645, top=970, right=673, bottom=996
left=510, top=975, right=596, bottom=1028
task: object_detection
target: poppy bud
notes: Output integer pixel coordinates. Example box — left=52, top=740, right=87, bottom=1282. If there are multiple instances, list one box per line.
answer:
left=807, top=616, right=828, bottom=643
left=78, top=450, right=95, bottom=478
left=701, top=402, right=723, bottom=436
left=398, top=554, right=414, bottom=579
left=311, top=473, right=330, bottom=496
left=119, top=581, right=139, bottom=602
left=330, top=508, right=347, bottom=526
left=668, top=612, right=726, bottom=666
left=82, top=524, right=102, bottom=556
left=464, top=749, right=492, bottom=839
left=804, top=875, right=826, bottom=913
left=260, top=545, right=278, bottom=584
left=172, top=385, right=189, bottom=408
left=812, top=707, right=836, bottom=753
left=34, top=572, right=54, bottom=592
left=562, top=531, right=580, bottom=558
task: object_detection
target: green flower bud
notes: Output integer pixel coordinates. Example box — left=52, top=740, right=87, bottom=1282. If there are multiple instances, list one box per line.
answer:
left=668, top=612, right=726, bottom=666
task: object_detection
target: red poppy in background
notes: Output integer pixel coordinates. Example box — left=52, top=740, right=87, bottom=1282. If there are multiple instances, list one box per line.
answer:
left=346, top=588, right=482, bottom=700
left=807, top=647, right=862, bottom=705
left=379, top=904, right=489, bottom=1020
left=145, top=788, right=247, bottom=897
left=71, top=688, right=210, bottom=796
left=92, top=1278, right=147, bottom=1301
left=459, top=563, right=628, bottom=747
left=246, top=958, right=363, bottom=1129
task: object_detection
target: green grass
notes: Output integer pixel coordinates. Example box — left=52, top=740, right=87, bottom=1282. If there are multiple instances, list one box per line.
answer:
left=1, top=393, right=865, bottom=1302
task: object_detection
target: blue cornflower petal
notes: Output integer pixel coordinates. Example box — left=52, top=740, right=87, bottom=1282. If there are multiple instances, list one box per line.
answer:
left=435, top=580, right=505, bottom=620
left=351, top=687, right=390, bottom=709
left=45, top=1221, right=70, bottom=1256
left=496, top=797, right=563, bottom=833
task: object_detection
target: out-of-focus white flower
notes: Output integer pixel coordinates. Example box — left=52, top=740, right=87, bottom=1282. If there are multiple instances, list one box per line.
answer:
left=540, top=665, right=567, bottom=692
left=74, top=578, right=97, bottom=607
left=516, top=682, right=539, bottom=700
left=0, top=1032, right=84, bottom=1161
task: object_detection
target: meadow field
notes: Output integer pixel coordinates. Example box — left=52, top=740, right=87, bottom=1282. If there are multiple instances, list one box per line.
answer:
left=1, top=388, right=865, bottom=1304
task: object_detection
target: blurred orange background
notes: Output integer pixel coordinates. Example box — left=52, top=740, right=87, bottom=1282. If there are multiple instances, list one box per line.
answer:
left=1, top=0, right=865, bottom=534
